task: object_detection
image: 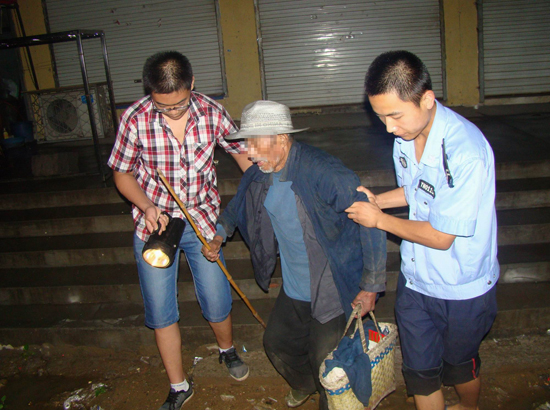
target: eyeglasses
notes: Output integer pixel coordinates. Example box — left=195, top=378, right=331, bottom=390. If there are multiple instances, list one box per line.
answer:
left=152, top=101, right=191, bottom=115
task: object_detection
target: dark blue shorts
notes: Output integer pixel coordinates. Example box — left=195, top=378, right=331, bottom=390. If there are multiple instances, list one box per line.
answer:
left=395, top=273, right=497, bottom=396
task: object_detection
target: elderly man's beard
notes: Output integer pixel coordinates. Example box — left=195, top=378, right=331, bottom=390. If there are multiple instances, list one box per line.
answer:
left=251, top=156, right=279, bottom=174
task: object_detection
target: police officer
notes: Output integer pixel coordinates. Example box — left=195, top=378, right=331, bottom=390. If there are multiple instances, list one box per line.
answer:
left=346, top=51, right=498, bottom=410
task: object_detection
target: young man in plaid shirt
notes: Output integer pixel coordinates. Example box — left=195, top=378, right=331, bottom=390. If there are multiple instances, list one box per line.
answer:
left=108, top=51, right=252, bottom=410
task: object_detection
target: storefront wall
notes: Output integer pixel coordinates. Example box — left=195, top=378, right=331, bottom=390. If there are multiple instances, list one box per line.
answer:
left=479, top=0, right=550, bottom=101
left=256, top=0, right=444, bottom=108
left=15, top=0, right=547, bottom=118
left=44, top=0, right=226, bottom=104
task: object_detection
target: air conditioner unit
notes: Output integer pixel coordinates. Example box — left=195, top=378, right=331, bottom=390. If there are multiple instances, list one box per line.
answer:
left=27, top=83, right=114, bottom=141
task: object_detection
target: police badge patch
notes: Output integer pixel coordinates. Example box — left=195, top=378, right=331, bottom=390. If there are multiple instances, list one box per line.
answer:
left=399, top=156, right=407, bottom=168
left=418, top=180, right=435, bottom=198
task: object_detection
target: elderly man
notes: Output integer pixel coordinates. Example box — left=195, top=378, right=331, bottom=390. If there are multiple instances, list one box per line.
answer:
left=346, top=51, right=498, bottom=410
left=202, top=100, right=387, bottom=410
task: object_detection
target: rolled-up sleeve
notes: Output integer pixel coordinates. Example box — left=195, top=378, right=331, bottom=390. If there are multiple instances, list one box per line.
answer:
left=317, top=166, right=387, bottom=293
left=356, top=190, right=387, bottom=293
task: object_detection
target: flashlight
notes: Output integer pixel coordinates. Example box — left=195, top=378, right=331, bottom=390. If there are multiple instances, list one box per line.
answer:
left=142, top=212, right=186, bottom=268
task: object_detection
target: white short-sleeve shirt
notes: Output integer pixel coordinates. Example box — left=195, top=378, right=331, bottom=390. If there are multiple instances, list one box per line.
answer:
left=394, top=101, right=499, bottom=300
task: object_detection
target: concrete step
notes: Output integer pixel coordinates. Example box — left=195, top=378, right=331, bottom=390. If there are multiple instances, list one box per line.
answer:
left=496, top=207, right=550, bottom=245
left=0, top=182, right=240, bottom=211
left=1, top=181, right=548, bottom=236
left=0, top=202, right=131, bottom=223
left=0, top=282, right=547, bottom=350
left=1, top=244, right=548, bottom=306
left=0, top=174, right=113, bottom=194
left=0, top=241, right=255, bottom=268
left=0, top=236, right=535, bottom=269
left=0, top=146, right=242, bottom=194
left=496, top=177, right=550, bottom=209
left=0, top=200, right=542, bottom=248
left=2, top=159, right=550, bottom=211
left=0, top=261, right=548, bottom=306
left=0, top=242, right=546, bottom=287
left=0, top=277, right=284, bottom=306
left=0, top=215, right=135, bottom=238
left=0, top=187, right=124, bottom=210
left=0, top=259, right=275, bottom=287
left=1, top=175, right=549, bottom=242
left=1, top=207, right=548, bottom=254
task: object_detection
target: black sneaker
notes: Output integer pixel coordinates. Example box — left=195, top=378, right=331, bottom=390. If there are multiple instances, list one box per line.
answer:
left=158, top=386, right=194, bottom=410
left=219, top=347, right=250, bottom=381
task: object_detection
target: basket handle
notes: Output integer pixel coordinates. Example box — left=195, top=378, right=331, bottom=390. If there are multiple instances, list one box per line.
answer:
left=368, top=310, right=383, bottom=341
left=341, top=303, right=384, bottom=354
left=342, top=303, right=367, bottom=353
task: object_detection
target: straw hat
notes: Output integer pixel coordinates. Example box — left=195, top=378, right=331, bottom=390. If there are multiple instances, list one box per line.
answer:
left=225, top=100, right=308, bottom=140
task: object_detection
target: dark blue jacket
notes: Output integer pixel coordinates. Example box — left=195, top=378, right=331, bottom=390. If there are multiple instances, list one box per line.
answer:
left=218, top=141, right=387, bottom=319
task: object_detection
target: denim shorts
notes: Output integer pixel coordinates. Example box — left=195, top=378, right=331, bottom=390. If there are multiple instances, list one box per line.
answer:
left=133, top=228, right=232, bottom=329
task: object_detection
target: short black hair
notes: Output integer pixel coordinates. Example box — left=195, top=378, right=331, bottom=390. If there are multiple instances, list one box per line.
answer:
left=142, top=51, right=193, bottom=95
left=365, top=50, right=432, bottom=106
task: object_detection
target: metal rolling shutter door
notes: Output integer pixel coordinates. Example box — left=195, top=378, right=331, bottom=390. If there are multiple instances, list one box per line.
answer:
left=45, top=0, right=225, bottom=104
left=257, top=0, right=444, bottom=108
left=482, top=0, right=550, bottom=97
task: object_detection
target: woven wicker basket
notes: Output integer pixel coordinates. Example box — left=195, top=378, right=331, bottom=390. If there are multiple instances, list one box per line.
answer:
left=319, top=305, right=398, bottom=410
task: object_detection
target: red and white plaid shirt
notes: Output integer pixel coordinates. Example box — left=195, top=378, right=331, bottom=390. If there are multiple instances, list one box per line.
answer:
left=108, top=92, right=244, bottom=241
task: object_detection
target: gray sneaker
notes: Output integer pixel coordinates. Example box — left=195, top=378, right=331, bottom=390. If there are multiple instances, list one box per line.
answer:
left=219, top=347, right=250, bottom=381
left=158, top=387, right=194, bottom=410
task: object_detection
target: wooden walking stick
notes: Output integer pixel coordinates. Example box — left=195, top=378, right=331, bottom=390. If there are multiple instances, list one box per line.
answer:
left=157, top=169, right=267, bottom=328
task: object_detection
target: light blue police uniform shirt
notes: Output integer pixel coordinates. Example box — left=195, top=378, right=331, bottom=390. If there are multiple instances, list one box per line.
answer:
left=394, top=100, right=499, bottom=300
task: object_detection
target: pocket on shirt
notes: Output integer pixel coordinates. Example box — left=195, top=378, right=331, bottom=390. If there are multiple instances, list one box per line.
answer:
left=415, top=190, right=435, bottom=221
left=192, top=142, right=214, bottom=172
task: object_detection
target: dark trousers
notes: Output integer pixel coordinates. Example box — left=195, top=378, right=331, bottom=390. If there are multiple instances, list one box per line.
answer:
left=395, top=273, right=498, bottom=395
left=263, top=289, right=346, bottom=410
